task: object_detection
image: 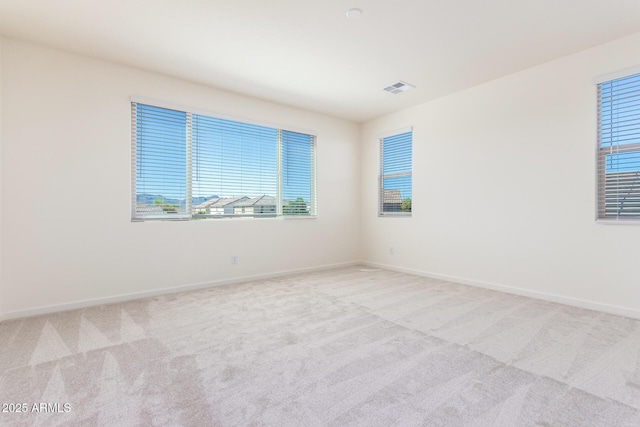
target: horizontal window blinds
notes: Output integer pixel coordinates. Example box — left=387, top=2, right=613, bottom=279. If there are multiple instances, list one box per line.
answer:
left=131, top=101, right=317, bottom=221
left=192, top=115, right=278, bottom=217
left=597, top=72, right=640, bottom=220
left=132, top=104, right=191, bottom=219
left=282, top=130, right=317, bottom=215
left=379, top=131, right=412, bottom=216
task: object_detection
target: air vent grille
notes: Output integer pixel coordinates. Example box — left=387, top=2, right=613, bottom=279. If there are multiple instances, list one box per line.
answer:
left=383, top=81, right=415, bottom=94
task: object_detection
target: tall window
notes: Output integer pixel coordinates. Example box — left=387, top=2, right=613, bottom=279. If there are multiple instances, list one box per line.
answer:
left=282, top=130, right=317, bottom=215
left=131, top=102, right=317, bottom=220
left=597, top=72, right=640, bottom=220
left=379, top=129, right=412, bottom=216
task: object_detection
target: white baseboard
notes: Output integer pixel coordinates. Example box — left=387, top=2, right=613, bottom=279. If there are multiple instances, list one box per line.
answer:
left=0, top=261, right=360, bottom=322
left=363, top=261, right=640, bottom=320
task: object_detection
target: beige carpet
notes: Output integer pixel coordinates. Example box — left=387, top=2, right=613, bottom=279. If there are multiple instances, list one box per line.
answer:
left=1, top=266, right=640, bottom=426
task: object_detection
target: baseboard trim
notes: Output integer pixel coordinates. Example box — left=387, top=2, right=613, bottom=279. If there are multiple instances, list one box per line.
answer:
left=0, top=261, right=360, bottom=322
left=362, top=261, right=640, bottom=320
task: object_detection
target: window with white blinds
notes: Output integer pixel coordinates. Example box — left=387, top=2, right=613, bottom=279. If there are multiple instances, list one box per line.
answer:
left=131, top=101, right=317, bottom=220
left=597, top=72, right=640, bottom=221
left=379, top=129, right=412, bottom=216
left=282, top=130, right=317, bottom=215
left=132, top=104, right=191, bottom=219
left=192, top=115, right=278, bottom=218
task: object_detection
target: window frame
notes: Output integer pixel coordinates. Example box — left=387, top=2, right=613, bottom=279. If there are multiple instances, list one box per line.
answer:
left=595, top=68, right=640, bottom=223
left=378, top=127, right=413, bottom=217
left=130, top=98, right=317, bottom=221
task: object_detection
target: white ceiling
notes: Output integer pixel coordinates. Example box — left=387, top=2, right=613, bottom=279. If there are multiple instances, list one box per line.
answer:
left=1, top=1, right=640, bottom=122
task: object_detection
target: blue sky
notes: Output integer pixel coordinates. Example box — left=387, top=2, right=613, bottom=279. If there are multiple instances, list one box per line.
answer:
left=192, top=115, right=278, bottom=200
left=135, top=105, right=188, bottom=203
left=382, top=131, right=412, bottom=200
left=600, top=72, right=640, bottom=173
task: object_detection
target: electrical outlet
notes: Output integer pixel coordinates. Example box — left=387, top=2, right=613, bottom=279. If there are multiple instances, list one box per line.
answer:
left=231, top=256, right=238, bottom=264
left=389, top=247, right=394, bottom=255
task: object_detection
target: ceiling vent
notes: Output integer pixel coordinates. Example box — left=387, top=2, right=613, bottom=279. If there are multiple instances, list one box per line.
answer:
left=383, top=81, right=415, bottom=94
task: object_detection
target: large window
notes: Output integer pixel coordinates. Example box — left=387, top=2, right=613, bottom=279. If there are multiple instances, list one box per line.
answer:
left=597, top=72, right=640, bottom=220
left=131, top=102, right=316, bottom=220
left=379, top=129, right=412, bottom=216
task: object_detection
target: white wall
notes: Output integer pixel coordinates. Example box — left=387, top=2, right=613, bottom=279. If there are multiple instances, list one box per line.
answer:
left=0, top=36, right=3, bottom=320
left=0, top=38, right=360, bottom=318
left=361, top=32, right=640, bottom=318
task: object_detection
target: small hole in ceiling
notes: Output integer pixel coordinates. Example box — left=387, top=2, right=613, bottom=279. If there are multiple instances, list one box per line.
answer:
left=346, top=8, right=363, bottom=20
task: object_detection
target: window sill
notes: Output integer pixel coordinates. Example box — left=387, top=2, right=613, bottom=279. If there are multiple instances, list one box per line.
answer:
left=133, top=215, right=318, bottom=222
left=283, top=215, right=317, bottom=220
left=596, top=219, right=640, bottom=225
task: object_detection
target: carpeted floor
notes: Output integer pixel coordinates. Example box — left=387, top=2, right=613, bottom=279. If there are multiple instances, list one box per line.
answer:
left=1, top=266, right=640, bottom=426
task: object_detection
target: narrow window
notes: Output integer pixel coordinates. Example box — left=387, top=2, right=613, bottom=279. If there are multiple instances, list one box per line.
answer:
left=379, top=129, right=412, bottom=216
left=281, top=130, right=317, bottom=216
left=597, top=72, right=640, bottom=220
left=131, top=104, right=191, bottom=220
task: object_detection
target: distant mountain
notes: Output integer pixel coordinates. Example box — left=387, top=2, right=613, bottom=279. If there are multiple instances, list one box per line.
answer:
left=136, top=193, right=218, bottom=205
left=136, top=194, right=180, bottom=205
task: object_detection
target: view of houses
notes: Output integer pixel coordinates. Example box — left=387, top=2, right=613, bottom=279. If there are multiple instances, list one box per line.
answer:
left=382, top=189, right=412, bottom=213
left=193, top=195, right=277, bottom=216
left=136, top=194, right=311, bottom=217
